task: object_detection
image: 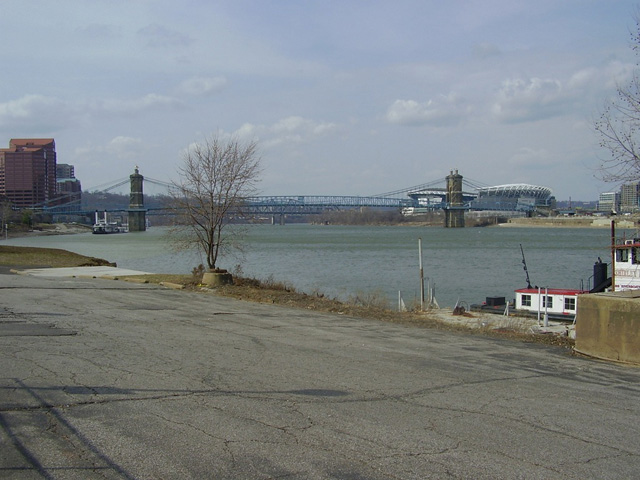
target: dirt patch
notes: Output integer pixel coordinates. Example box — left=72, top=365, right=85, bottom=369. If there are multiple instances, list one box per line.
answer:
left=123, top=272, right=575, bottom=350
left=216, top=284, right=574, bottom=349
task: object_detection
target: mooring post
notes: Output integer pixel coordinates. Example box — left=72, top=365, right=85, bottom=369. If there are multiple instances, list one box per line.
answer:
left=611, top=220, right=616, bottom=292
left=419, top=238, right=425, bottom=310
left=544, top=287, right=549, bottom=327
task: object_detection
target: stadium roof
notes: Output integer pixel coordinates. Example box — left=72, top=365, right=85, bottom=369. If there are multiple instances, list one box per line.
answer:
left=476, top=184, right=552, bottom=199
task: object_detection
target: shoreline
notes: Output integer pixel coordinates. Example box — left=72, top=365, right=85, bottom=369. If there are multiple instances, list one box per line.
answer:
left=1, top=243, right=575, bottom=349
left=5, top=223, right=92, bottom=239
left=502, top=217, right=637, bottom=229
left=4, top=218, right=637, bottom=240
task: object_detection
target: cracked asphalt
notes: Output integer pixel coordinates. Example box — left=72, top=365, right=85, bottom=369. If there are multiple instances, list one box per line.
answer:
left=1, top=271, right=639, bottom=479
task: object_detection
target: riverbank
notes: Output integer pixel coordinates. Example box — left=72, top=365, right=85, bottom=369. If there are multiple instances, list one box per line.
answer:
left=2, top=245, right=575, bottom=349
left=5, top=217, right=635, bottom=243
left=504, top=216, right=638, bottom=228
left=5, top=222, right=92, bottom=239
left=0, top=245, right=114, bottom=268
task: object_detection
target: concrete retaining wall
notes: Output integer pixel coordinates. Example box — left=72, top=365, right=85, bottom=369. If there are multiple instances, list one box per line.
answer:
left=575, top=291, right=640, bottom=365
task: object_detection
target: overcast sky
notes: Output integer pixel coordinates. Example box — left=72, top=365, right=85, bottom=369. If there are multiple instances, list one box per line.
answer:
left=1, top=1, right=638, bottom=200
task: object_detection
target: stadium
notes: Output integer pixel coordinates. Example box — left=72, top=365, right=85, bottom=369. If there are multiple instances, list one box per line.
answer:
left=470, top=184, right=555, bottom=212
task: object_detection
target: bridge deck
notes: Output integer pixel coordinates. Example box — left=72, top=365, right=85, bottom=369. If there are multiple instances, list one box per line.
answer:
left=38, top=176, right=546, bottom=215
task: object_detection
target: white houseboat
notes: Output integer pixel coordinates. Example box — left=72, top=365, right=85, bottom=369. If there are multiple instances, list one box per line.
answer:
left=474, top=257, right=610, bottom=321
left=474, top=225, right=640, bottom=320
left=514, top=287, right=587, bottom=320
left=612, top=238, right=640, bottom=290
left=510, top=230, right=640, bottom=319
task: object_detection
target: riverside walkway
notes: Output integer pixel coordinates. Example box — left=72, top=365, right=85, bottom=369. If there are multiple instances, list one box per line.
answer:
left=1, top=270, right=639, bottom=479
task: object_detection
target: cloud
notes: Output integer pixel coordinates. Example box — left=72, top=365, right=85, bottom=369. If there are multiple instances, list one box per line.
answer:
left=75, top=23, right=121, bottom=40
left=137, top=23, right=193, bottom=48
left=569, top=61, right=634, bottom=92
left=567, top=67, right=599, bottom=89
left=178, top=116, right=337, bottom=161
left=107, top=136, right=143, bottom=156
left=73, top=136, right=145, bottom=172
left=178, top=76, right=227, bottom=96
left=0, top=91, right=186, bottom=140
left=508, top=147, right=557, bottom=168
left=472, top=42, right=502, bottom=59
left=96, top=93, right=183, bottom=115
left=386, top=93, right=469, bottom=127
left=271, top=116, right=313, bottom=133
left=0, top=94, right=70, bottom=130
left=233, top=116, right=337, bottom=148
left=491, top=58, right=638, bottom=125
left=234, top=123, right=259, bottom=139
left=491, top=77, right=573, bottom=123
left=0, top=92, right=184, bottom=135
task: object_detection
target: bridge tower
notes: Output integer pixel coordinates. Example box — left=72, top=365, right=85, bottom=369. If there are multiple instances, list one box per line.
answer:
left=444, top=169, right=465, bottom=228
left=128, top=166, right=146, bottom=232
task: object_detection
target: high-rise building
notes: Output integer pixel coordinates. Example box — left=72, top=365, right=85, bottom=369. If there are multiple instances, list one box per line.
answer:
left=56, top=163, right=74, bottom=179
left=0, top=138, right=57, bottom=207
left=56, top=163, right=82, bottom=204
left=598, top=191, right=620, bottom=213
left=620, top=181, right=640, bottom=212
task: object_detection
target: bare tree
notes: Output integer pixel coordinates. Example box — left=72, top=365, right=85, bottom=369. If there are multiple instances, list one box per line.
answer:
left=0, top=196, right=12, bottom=237
left=168, top=134, right=261, bottom=271
left=595, top=15, right=640, bottom=183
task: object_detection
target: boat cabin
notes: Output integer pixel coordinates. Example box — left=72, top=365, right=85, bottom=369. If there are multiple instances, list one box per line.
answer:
left=514, top=288, right=587, bottom=318
left=92, top=211, right=128, bottom=234
left=613, top=238, right=640, bottom=290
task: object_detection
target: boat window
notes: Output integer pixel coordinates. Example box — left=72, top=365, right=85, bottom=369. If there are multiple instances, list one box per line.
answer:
left=633, top=247, right=640, bottom=264
left=521, top=294, right=531, bottom=307
left=543, top=296, right=553, bottom=308
left=564, top=297, right=576, bottom=311
left=617, top=249, right=629, bottom=262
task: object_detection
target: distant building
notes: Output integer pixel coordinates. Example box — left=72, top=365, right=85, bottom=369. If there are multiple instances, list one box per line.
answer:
left=56, top=163, right=82, bottom=204
left=620, top=181, right=640, bottom=213
left=598, top=192, right=620, bottom=213
left=56, top=163, right=74, bottom=179
left=0, top=138, right=57, bottom=208
left=472, top=184, right=555, bottom=211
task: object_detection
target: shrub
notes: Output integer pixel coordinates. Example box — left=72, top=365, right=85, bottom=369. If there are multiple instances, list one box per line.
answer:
left=191, top=264, right=205, bottom=284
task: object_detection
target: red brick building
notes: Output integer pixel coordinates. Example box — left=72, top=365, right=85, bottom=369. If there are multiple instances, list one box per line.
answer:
left=0, top=138, right=57, bottom=207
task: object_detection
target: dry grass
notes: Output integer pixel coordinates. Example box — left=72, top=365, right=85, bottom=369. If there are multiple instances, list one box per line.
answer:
left=1, top=246, right=574, bottom=350
left=0, top=246, right=114, bottom=268
left=124, top=271, right=574, bottom=348
left=125, top=272, right=431, bottom=323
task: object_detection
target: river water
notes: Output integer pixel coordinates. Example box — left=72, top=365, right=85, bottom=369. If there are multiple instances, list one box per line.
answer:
left=3, top=224, right=618, bottom=308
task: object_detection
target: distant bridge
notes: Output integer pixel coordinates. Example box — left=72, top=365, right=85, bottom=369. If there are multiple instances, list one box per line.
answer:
left=231, top=195, right=414, bottom=215
left=40, top=174, right=548, bottom=217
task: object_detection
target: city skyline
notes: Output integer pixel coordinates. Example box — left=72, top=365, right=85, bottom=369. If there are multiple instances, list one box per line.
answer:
left=1, top=1, right=638, bottom=201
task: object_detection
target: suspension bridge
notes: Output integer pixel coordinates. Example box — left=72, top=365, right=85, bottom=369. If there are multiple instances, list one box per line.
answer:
left=41, top=170, right=550, bottom=221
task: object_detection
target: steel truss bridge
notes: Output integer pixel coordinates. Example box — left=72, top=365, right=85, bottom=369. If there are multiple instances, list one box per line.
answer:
left=38, top=176, right=546, bottom=216
left=226, top=195, right=414, bottom=216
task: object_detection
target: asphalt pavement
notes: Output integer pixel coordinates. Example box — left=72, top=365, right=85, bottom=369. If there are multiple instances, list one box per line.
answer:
left=1, top=269, right=639, bottom=479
